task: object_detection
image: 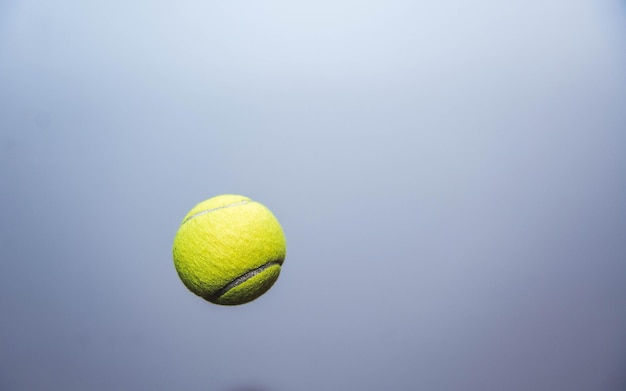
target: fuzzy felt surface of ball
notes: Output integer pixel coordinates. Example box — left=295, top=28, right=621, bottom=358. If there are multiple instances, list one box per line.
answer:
left=172, top=194, right=286, bottom=305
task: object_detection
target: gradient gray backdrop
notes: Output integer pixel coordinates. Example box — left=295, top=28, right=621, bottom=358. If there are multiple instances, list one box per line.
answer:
left=1, top=1, right=626, bottom=390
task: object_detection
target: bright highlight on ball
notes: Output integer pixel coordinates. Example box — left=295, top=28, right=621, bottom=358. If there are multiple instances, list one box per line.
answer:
left=172, top=194, right=286, bottom=305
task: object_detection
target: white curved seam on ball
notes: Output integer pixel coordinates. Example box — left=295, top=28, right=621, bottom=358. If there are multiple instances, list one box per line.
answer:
left=210, top=260, right=282, bottom=300
left=181, top=200, right=251, bottom=225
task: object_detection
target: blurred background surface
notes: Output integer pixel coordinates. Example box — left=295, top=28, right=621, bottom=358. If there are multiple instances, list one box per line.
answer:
left=1, top=1, right=626, bottom=390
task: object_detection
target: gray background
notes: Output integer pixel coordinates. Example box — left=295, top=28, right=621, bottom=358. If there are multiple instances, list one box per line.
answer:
left=1, top=1, right=626, bottom=390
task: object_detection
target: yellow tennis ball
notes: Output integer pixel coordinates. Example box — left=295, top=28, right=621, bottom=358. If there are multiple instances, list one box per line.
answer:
left=172, top=194, right=287, bottom=305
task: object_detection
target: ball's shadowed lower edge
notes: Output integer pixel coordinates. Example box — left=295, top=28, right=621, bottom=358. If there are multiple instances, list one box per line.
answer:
left=203, top=260, right=283, bottom=303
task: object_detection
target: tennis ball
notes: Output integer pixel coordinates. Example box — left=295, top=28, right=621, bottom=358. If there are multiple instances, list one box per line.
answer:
left=172, top=194, right=286, bottom=305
